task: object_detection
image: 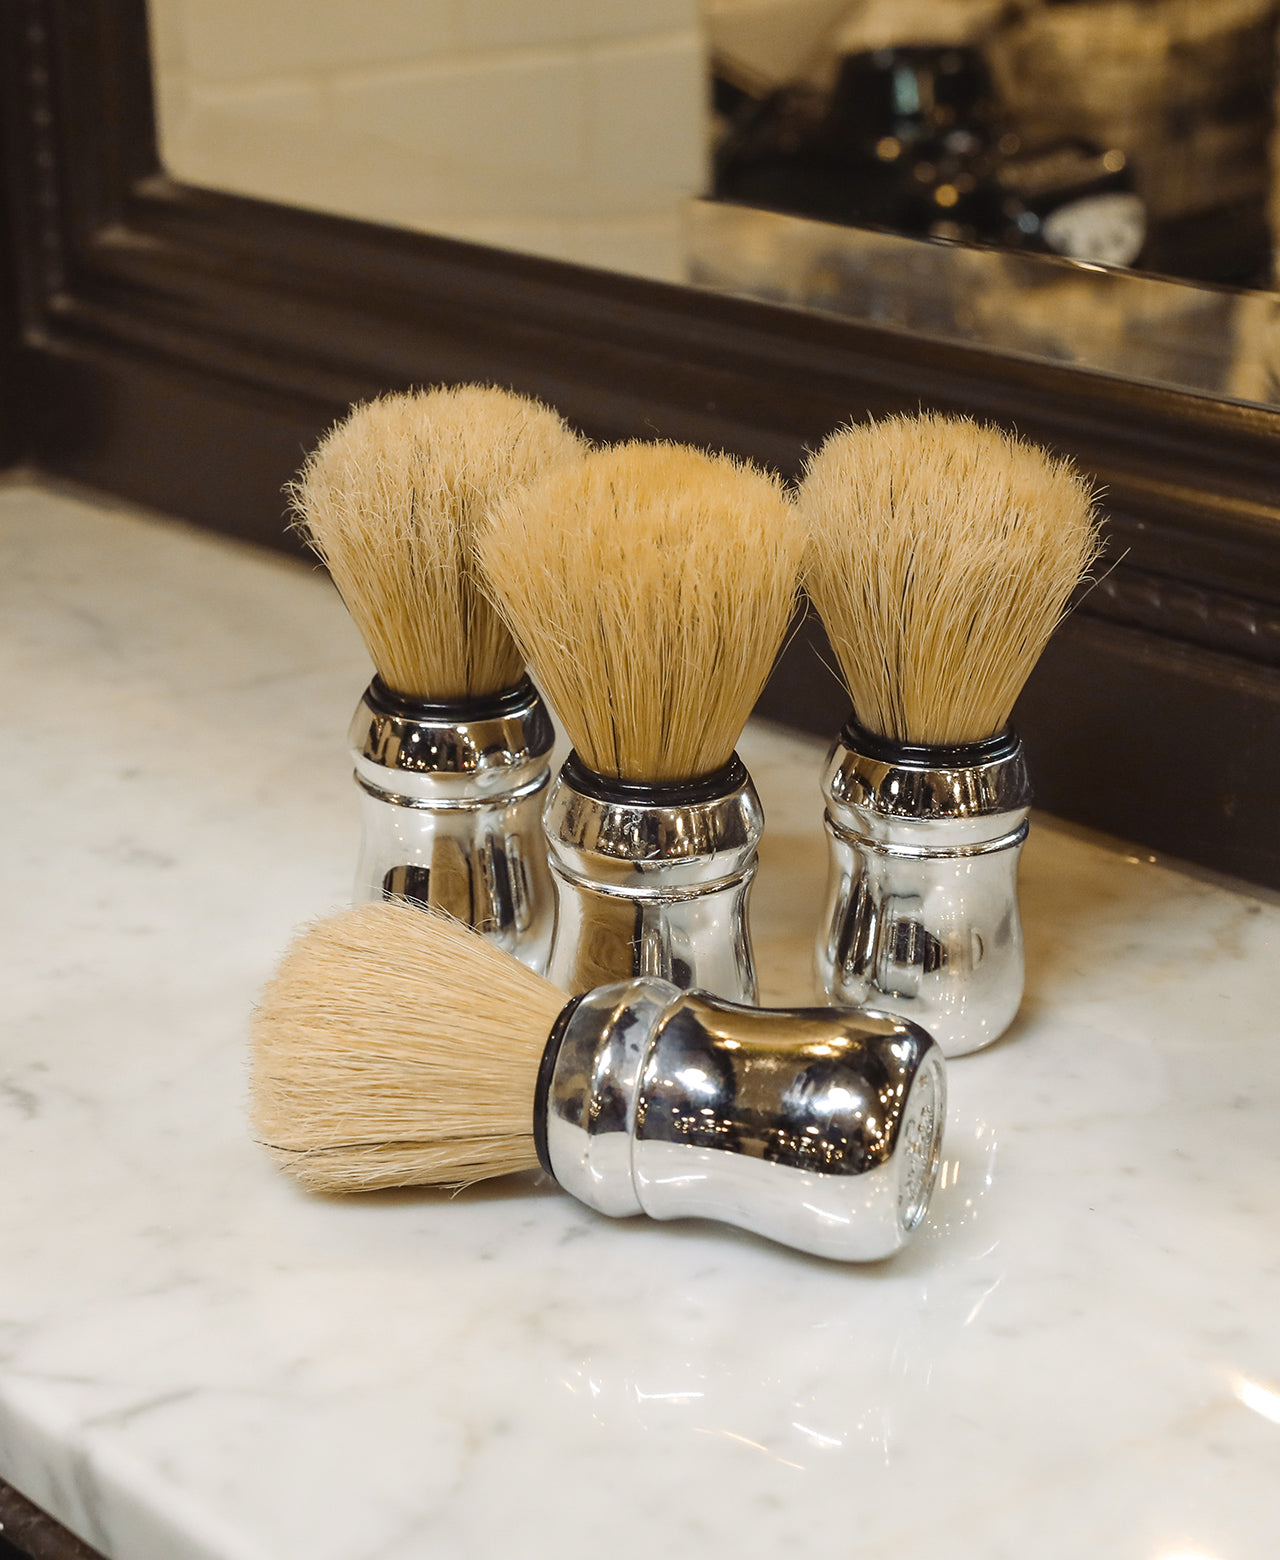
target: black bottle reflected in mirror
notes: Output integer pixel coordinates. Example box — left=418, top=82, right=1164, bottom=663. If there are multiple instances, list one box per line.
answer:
left=713, top=45, right=1145, bottom=269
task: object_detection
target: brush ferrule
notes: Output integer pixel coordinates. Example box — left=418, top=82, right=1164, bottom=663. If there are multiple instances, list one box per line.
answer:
left=538, top=981, right=947, bottom=1261
left=348, top=677, right=555, bottom=971
left=542, top=753, right=762, bottom=1001
left=817, top=723, right=1032, bottom=1058
left=829, top=719, right=1031, bottom=825
left=353, top=675, right=553, bottom=781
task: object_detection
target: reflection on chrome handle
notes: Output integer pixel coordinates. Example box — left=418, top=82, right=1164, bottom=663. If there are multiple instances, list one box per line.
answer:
left=542, top=756, right=763, bottom=1002
left=543, top=980, right=946, bottom=1261
left=348, top=678, right=555, bottom=973
left=815, top=728, right=1032, bottom=1058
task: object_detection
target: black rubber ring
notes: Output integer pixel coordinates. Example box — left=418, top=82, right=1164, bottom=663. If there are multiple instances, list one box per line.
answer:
left=366, top=673, right=539, bottom=723
left=533, top=994, right=586, bottom=1179
left=840, top=715, right=1020, bottom=770
left=561, top=750, right=747, bottom=806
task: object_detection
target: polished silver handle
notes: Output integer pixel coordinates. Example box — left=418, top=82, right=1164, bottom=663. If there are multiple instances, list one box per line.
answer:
left=541, top=980, right=946, bottom=1261
left=815, top=725, right=1032, bottom=1057
left=542, top=754, right=763, bottom=1001
left=349, top=677, right=556, bottom=972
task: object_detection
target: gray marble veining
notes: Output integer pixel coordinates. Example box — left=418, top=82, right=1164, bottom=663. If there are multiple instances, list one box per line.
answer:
left=1, top=481, right=1277, bottom=1560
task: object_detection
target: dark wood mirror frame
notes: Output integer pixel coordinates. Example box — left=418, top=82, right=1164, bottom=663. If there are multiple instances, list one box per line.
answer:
left=2, top=0, right=1278, bottom=885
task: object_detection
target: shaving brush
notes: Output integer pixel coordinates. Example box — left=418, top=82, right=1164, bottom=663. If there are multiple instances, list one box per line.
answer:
left=251, top=902, right=947, bottom=1262
left=293, top=385, right=585, bottom=970
left=800, top=413, right=1101, bottom=1056
left=478, top=441, right=805, bottom=1001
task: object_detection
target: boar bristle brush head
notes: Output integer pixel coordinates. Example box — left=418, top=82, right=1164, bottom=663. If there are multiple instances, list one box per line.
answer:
left=291, top=385, right=585, bottom=701
left=251, top=901, right=567, bottom=1192
left=799, top=412, right=1102, bottom=747
left=478, top=441, right=804, bottom=784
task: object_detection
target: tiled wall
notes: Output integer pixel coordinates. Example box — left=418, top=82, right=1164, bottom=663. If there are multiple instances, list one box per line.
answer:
left=149, top=0, right=708, bottom=281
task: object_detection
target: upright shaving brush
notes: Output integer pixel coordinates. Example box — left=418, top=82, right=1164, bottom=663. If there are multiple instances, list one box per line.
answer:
left=293, top=385, right=585, bottom=970
left=800, top=413, right=1100, bottom=1056
left=478, top=442, right=804, bottom=1002
left=251, top=902, right=946, bottom=1262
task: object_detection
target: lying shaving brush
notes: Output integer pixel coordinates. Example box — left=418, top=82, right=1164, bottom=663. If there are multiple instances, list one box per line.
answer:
left=251, top=903, right=947, bottom=1262
left=292, top=385, right=585, bottom=969
left=800, top=413, right=1100, bottom=1056
left=479, top=442, right=804, bottom=1001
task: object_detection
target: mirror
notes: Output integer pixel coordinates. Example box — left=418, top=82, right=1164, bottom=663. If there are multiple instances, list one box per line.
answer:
left=9, top=0, right=1273, bottom=887
left=147, top=0, right=1280, bottom=407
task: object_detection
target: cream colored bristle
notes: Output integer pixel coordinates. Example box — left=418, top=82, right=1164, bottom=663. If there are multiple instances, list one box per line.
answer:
left=292, top=385, right=585, bottom=700
left=799, top=413, right=1101, bottom=746
left=249, top=901, right=568, bottom=1193
left=478, top=442, right=804, bottom=782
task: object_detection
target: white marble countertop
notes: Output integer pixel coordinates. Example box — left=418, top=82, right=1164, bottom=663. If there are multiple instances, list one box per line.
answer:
left=2, top=480, right=1278, bottom=1560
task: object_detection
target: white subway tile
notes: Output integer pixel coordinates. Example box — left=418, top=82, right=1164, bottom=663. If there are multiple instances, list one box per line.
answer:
left=160, top=78, right=334, bottom=202
left=586, top=33, right=709, bottom=209
left=151, top=74, right=190, bottom=162
left=185, top=76, right=327, bottom=123
left=146, top=0, right=187, bottom=72
left=462, top=0, right=698, bottom=50
left=154, top=0, right=705, bottom=270
left=178, top=0, right=462, bottom=83
left=334, top=54, right=590, bottom=180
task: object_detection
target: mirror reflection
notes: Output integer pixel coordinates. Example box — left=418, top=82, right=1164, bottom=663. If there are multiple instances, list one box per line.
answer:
left=148, top=0, right=1280, bottom=403
left=149, top=0, right=708, bottom=282
left=710, top=0, right=1276, bottom=290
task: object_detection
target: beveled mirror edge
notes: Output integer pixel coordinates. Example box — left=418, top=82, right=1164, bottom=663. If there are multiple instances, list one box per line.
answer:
left=2, top=0, right=1278, bottom=886
left=685, top=200, right=1280, bottom=412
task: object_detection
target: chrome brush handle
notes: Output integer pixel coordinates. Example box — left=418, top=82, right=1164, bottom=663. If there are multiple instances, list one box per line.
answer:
left=816, top=723, right=1032, bottom=1058
left=542, top=754, right=762, bottom=1002
left=538, top=979, right=946, bottom=1261
left=349, top=677, right=556, bottom=973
